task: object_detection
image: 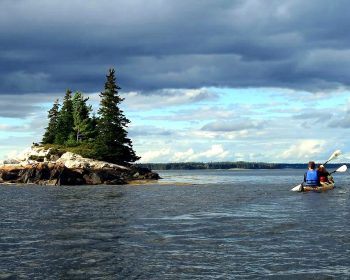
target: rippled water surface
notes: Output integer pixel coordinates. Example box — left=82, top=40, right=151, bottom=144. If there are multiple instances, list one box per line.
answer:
left=1, top=169, right=350, bottom=279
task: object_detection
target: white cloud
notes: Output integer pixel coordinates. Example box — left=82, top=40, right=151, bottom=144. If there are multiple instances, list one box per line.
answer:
left=341, top=152, right=350, bottom=162
left=191, top=129, right=252, bottom=140
left=0, top=124, right=28, bottom=131
left=137, top=144, right=230, bottom=163
left=201, top=119, right=265, bottom=132
left=279, top=140, right=326, bottom=160
left=191, top=130, right=218, bottom=139
left=122, top=88, right=218, bottom=110
left=233, top=152, right=266, bottom=162
left=197, top=144, right=229, bottom=159
left=173, top=148, right=195, bottom=162
left=172, top=144, right=229, bottom=162
left=146, top=106, right=237, bottom=122
left=139, top=148, right=171, bottom=163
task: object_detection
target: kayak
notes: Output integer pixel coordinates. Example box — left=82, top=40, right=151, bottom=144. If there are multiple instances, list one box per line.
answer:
left=291, top=164, right=347, bottom=192
left=300, top=182, right=335, bottom=192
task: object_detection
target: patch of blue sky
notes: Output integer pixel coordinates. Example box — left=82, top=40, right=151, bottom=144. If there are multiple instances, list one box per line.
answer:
left=215, top=87, right=348, bottom=119
left=39, top=100, right=56, bottom=107
left=129, top=105, right=195, bottom=119
left=213, top=87, right=278, bottom=105
left=0, top=131, right=33, bottom=139
left=209, top=87, right=286, bottom=119
left=0, top=116, right=38, bottom=145
left=131, top=116, right=190, bottom=130
left=315, top=93, right=349, bottom=109
left=0, top=117, right=26, bottom=126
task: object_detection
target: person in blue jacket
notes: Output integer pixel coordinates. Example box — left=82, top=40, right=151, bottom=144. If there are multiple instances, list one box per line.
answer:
left=303, top=161, right=320, bottom=187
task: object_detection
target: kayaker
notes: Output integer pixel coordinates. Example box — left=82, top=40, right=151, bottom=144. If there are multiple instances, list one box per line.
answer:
left=318, top=165, right=330, bottom=183
left=318, top=165, right=335, bottom=183
left=303, top=161, right=320, bottom=187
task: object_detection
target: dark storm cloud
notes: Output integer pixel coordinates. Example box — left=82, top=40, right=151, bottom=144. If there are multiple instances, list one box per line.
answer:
left=0, top=94, right=54, bottom=118
left=1, top=0, right=350, bottom=95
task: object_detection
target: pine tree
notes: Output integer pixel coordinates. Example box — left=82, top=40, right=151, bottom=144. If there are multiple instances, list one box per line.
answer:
left=55, top=89, right=74, bottom=144
left=84, top=114, right=98, bottom=141
left=72, top=92, right=92, bottom=141
left=95, top=68, right=140, bottom=164
left=42, top=99, right=60, bottom=144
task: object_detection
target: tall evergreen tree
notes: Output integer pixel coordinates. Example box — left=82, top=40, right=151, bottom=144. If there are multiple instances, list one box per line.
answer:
left=55, top=89, right=74, bottom=144
left=72, top=92, right=93, bottom=141
left=95, top=68, right=140, bottom=164
left=42, top=99, right=60, bottom=144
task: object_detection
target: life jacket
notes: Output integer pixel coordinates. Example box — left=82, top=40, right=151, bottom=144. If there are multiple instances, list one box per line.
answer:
left=305, top=170, right=319, bottom=186
left=320, top=175, right=328, bottom=182
left=319, top=171, right=329, bottom=182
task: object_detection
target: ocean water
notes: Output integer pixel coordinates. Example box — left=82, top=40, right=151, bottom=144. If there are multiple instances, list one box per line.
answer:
left=0, top=169, right=349, bottom=279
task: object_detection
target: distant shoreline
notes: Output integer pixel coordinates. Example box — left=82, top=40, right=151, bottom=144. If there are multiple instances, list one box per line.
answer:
left=137, top=162, right=347, bottom=171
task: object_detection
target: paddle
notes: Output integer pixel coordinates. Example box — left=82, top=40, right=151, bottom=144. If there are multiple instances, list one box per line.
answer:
left=290, top=150, right=342, bottom=192
left=330, top=164, right=347, bottom=174
left=291, top=183, right=304, bottom=192
left=323, top=149, right=342, bottom=165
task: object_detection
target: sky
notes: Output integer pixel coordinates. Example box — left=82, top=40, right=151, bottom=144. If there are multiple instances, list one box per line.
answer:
left=1, top=0, right=350, bottom=163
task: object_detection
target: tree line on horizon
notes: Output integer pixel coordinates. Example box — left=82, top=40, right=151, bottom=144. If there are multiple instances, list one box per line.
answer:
left=137, top=162, right=282, bottom=170
left=41, top=68, right=140, bottom=165
left=137, top=162, right=346, bottom=170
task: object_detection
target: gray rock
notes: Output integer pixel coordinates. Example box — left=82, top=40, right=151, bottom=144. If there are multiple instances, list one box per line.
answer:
left=0, top=148, right=159, bottom=185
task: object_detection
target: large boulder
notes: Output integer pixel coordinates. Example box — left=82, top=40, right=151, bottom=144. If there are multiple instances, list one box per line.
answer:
left=0, top=149, right=160, bottom=186
left=56, top=152, right=129, bottom=170
left=13, top=146, right=52, bottom=162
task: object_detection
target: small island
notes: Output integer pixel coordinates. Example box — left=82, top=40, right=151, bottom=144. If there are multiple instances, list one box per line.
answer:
left=0, top=69, right=159, bottom=185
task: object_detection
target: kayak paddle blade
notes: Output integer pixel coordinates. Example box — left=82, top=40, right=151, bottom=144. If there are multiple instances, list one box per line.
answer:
left=291, top=184, right=302, bottom=192
left=336, top=164, right=347, bottom=173
left=327, top=149, right=342, bottom=163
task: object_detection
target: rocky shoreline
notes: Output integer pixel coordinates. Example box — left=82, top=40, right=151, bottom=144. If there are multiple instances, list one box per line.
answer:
left=0, top=147, right=159, bottom=186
